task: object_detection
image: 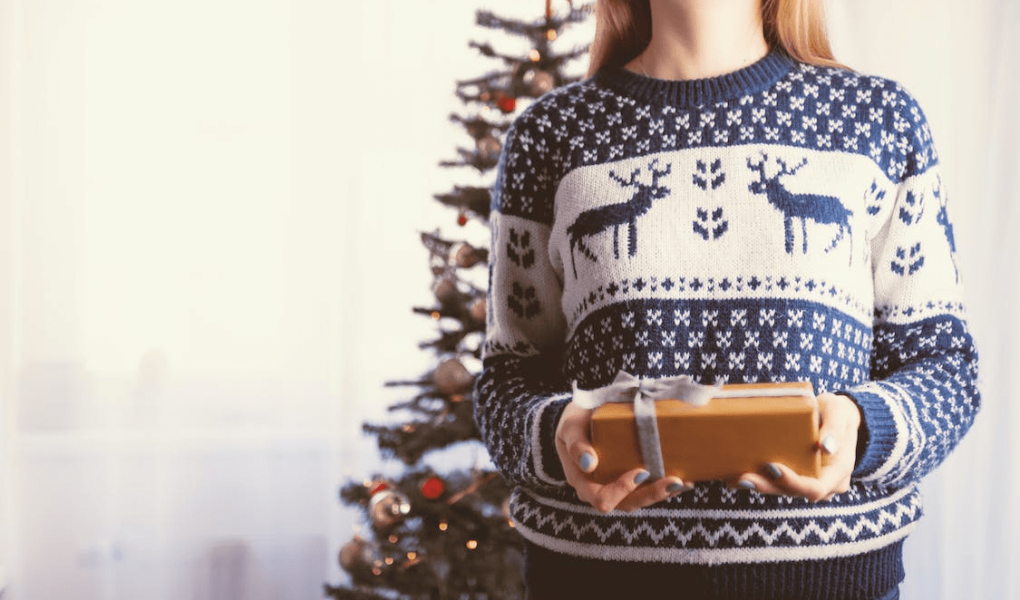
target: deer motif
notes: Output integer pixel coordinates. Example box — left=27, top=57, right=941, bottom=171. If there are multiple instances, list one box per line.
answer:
left=746, top=153, right=853, bottom=262
left=567, top=160, right=672, bottom=278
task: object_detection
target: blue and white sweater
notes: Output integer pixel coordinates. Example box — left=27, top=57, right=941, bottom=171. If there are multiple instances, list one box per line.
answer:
left=476, top=51, right=980, bottom=599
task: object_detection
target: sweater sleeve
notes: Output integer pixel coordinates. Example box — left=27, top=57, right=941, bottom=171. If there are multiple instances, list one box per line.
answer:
left=841, top=89, right=981, bottom=487
left=475, top=108, right=572, bottom=490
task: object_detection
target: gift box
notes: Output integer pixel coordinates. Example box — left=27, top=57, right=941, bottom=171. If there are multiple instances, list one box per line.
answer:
left=588, top=381, right=820, bottom=484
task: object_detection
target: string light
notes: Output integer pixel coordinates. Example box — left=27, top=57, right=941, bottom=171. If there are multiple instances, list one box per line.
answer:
left=466, top=540, right=478, bottom=550
left=388, top=534, right=399, bottom=544
left=431, top=311, right=441, bottom=320
left=407, top=552, right=418, bottom=560
left=439, top=521, right=449, bottom=531
left=384, top=557, right=395, bottom=565
left=529, top=49, right=541, bottom=62
left=546, top=29, right=557, bottom=41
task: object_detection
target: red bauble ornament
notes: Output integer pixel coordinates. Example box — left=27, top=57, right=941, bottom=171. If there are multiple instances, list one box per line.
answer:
left=457, top=211, right=468, bottom=226
left=497, top=95, right=516, bottom=113
left=420, top=476, right=446, bottom=501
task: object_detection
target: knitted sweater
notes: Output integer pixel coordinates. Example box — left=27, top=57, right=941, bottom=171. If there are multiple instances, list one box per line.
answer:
left=475, top=51, right=980, bottom=600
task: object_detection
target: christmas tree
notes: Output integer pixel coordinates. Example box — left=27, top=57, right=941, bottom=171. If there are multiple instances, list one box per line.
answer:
left=324, top=2, right=591, bottom=600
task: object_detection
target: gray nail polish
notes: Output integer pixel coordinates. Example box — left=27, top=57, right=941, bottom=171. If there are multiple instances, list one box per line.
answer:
left=579, top=452, right=595, bottom=472
left=736, top=479, right=756, bottom=491
left=765, top=463, right=783, bottom=480
left=667, top=482, right=690, bottom=494
left=633, top=470, right=651, bottom=485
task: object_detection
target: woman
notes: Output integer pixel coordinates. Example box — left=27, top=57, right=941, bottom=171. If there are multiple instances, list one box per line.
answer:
left=475, top=1, right=980, bottom=598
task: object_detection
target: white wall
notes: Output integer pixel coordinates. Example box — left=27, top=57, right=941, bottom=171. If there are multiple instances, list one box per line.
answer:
left=1, top=0, right=17, bottom=593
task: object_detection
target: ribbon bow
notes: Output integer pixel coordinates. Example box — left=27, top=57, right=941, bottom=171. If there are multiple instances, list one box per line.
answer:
left=572, top=371, right=718, bottom=480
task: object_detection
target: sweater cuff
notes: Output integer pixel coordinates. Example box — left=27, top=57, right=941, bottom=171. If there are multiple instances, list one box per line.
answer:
left=839, top=387, right=897, bottom=480
left=533, top=394, right=572, bottom=485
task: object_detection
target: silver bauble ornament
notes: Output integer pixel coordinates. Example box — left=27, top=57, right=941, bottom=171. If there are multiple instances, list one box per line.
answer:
left=368, top=489, right=411, bottom=529
left=524, top=69, right=555, bottom=97
left=476, top=134, right=502, bottom=165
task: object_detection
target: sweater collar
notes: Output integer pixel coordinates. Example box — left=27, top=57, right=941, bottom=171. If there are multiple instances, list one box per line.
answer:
left=595, top=49, right=796, bottom=107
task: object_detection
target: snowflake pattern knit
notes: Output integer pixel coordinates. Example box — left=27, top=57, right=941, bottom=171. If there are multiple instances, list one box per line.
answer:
left=475, top=51, right=980, bottom=600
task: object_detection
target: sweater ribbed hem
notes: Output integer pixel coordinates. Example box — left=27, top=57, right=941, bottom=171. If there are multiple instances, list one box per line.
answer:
left=536, top=397, right=569, bottom=482
left=595, top=49, right=795, bottom=107
left=524, top=539, right=905, bottom=600
left=841, top=387, right=900, bottom=479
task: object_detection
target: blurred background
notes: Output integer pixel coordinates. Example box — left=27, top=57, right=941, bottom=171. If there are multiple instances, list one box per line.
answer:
left=0, top=0, right=1016, bottom=599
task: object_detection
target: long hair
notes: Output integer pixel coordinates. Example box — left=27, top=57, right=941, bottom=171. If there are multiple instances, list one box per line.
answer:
left=587, top=0, right=845, bottom=76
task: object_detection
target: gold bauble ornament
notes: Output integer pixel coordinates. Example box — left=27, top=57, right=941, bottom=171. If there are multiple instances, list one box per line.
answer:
left=433, top=358, right=474, bottom=395
left=450, top=242, right=482, bottom=268
left=432, top=278, right=460, bottom=305
left=339, top=536, right=380, bottom=573
left=469, top=297, right=487, bottom=323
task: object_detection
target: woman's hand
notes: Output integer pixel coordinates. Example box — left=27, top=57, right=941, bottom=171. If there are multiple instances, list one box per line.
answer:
left=555, top=401, right=691, bottom=513
left=735, top=393, right=862, bottom=501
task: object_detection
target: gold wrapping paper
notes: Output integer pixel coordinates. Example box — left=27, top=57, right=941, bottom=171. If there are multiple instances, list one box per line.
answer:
left=588, top=381, right=821, bottom=484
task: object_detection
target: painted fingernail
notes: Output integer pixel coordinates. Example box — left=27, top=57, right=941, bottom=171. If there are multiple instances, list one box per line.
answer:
left=633, top=470, right=651, bottom=485
left=764, top=463, right=783, bottom=480
left=579, top=452, right=595, bottom=472
left=666, top=482, right=688, bottom=494
left=736, top=479, right=756, bottom=491
left=819, top=435, right=839, bottom=455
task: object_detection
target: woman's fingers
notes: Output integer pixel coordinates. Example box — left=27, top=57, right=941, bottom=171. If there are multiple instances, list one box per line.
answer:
left=555, top=403, right=597, bottom=475
left=581, top=468, right=652, bottom=513
left=736, top=463, right=836, bottom=501
left=771, top=464, right=844, bottom=501
left=734, top=393, right=862, bottom=501
left=578, top=470, right=694, bottom=514
left=615, top=476, right=692, bottom=512
left=555, top=402, right=624, bottom=512
left=734, top=462, right=792, bottom=496
left=555, top=402, right=695, bottom=513
left=554, top=403, right=616, bottom=511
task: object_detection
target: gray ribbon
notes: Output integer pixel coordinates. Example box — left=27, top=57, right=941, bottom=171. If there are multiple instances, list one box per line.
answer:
left=573, top=371, right=815, bottom=480
left=572, top=371, right=716, bottom=480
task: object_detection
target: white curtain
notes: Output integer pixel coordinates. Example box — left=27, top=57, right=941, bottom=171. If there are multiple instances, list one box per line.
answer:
left=0, top=0, right=356, bottom=598
left=1, top=1, right=1016, bottom=599
left=0, top=0, right=502, bottom=598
